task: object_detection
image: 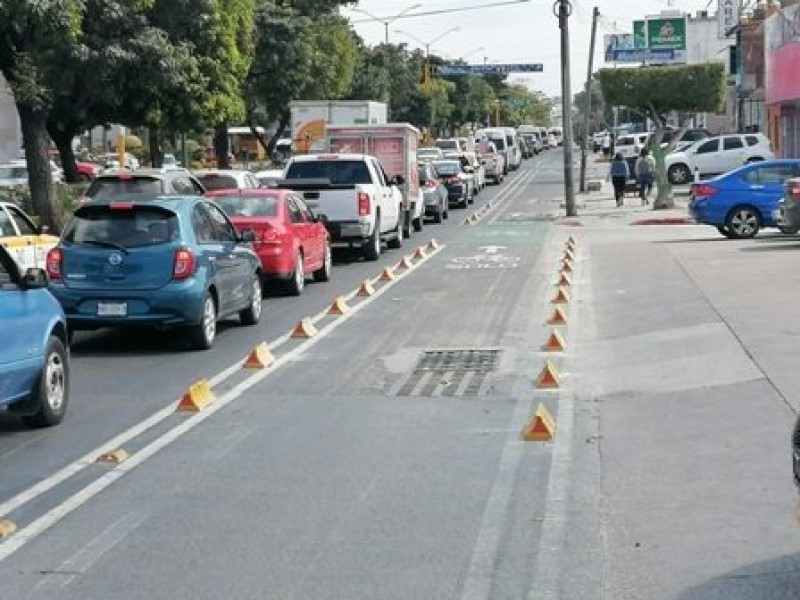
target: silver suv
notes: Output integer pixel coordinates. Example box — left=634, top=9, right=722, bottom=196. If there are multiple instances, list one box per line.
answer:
left=666, top=133, right=773, bottom=184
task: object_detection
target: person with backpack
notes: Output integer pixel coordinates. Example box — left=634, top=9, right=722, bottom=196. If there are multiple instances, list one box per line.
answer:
left=607, top=152, right=629, bottom=207
left=635, top=147, right=657, bottom=206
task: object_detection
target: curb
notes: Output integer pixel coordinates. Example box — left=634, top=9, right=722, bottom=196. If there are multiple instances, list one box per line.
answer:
left=630, top=216, right=692, bottom=226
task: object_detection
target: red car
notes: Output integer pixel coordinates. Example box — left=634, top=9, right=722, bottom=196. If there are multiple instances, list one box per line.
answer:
left=207, top=189, right=331, bottom=295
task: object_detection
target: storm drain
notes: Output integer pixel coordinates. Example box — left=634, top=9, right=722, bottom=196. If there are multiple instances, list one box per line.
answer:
left=394, top=349, right=501, bottom=397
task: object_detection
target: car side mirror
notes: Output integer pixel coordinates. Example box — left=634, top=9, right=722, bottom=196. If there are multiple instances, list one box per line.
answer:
left=240, top=229, right=256, bottom=243
left=391, top=175, right=405, bottom=186
left=24, top=267, right=48, bottom=289
left=315, top=212, right=329, bottom=224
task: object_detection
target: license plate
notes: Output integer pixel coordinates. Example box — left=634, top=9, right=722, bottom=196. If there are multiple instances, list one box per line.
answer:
left=97, top=302, right=127, bottom=317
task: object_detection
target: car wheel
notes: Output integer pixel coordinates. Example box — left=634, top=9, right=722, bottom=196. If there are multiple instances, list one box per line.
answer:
left=413, top=214, right=423, bottom=232
left=668, top=163, right=691, bottom=184
left=363, top=223, right=382, bottom=261
left=725, top=206, right=761, bottom=239
left=188, top=293, right=217, bottom=350
left=239, top=277, right=262, bottom=325
left=433, top=208, right=443, bottom=224
left=779, top=226, right=799, bottom=235
left=313, top=241, right=332, bottom=282
left=388, top=215, right=403, bottom=249
left=22, top=335, right=69, bottom=427
left=287, top=252, right=305, bottom=295
left=716, top=225, right=734, bottom=238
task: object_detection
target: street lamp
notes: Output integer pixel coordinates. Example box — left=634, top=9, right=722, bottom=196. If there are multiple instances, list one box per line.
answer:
left=394, top=26, right=461, bottom=57
left=463, top=46, right=487, bottom=62
left=350, top=3, right=422, bottom=44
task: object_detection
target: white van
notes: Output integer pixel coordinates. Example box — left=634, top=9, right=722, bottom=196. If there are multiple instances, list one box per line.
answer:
left=480, top=128, right=510, bottom=175
left=615, top=132, right=651, bottom=159
left=548, top=126, right=563, bottom=146
left=502, top=127, right=522, bottom=171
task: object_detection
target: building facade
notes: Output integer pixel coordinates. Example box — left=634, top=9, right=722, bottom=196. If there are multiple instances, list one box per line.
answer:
left=765, top=2, right=800, bottom=158
left=0, top=75, right=21, bottom=163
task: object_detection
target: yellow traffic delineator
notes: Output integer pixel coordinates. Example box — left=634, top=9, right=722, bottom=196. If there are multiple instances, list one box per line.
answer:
left=542, top=330, right=566, bottom=352
left=551, top=286, right=571, bottom=304
left=379, top=267, right=396, bottom=281
left=292, top=318, right=318, bottom=339
left=427, top=238, right=440, bottom=251
left=177, top=379, right=215, bottom=412
left=564, top=248, right=575, bottom=261
left=561, top=260, right=573, bottom=274
left=357, top=279, right=376, bottom=297
left=0, top=520, right=17, bottom=539
left=469, top=214, right=479, bottom=224
left=547, top=306, right=568, bottom=325
left=413, top=246, right=427, bottom=259
left=462, top=216, right=472, bottom=226
left=535, top=360, right=561, bottom=389
left=327, top=296, right=351, bottom=315
left=557, top=272, right=572, bottom=287
left=567, top=235, right=577, bottom=246
left=521, top=403, right=557, bottom=441
left=97, top=448, right=130, bottom=465
left=396, top=256, right=414, bottom=270
left=244, top=342, right=276, bottom=369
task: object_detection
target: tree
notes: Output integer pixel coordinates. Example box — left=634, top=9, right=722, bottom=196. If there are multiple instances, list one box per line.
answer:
left=597, top=63, right=726, bottom=209
left=0, top=1, right=85, bottom=230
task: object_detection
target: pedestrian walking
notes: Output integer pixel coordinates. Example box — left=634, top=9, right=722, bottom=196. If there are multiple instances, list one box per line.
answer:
left=601, top=132, right=611, bottom=159
left=634, top=147, right=657, bottom=205
left=607, top=152, right=629, bottom=207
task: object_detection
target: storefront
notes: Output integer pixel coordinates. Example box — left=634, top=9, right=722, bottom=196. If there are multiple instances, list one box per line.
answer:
left=765, top=4, right=800, bottom=157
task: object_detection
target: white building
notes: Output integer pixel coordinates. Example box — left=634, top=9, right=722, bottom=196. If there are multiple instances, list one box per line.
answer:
left=0, top=74, right=22, bottom=163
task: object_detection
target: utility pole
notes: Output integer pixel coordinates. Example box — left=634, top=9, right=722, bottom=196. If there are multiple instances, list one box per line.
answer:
left=579, top=6, right=599, bottom=193
left=557, top=0, right=576, bottom=217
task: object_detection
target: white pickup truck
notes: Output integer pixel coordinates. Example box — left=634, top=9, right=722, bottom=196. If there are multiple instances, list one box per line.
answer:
left=280, top=153, right=403, bottom=261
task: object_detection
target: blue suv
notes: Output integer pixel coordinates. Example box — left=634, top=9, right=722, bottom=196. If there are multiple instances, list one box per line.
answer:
left=0, top=245, right=70, bottom=426
left=46, top=196, right=263, bottom=350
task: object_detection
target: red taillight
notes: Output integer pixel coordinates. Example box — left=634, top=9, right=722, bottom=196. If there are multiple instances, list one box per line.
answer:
left=424, top=180, right=437, bottom=189
left=692, top=184, right=718, bottom=198
left=46, top=248, right=63, bottom=281
left=109, top=201, right=134, bottom=210
left=173, top=247, right=195, bottom=280
left=260, top=228, right=281, bottom=245
left=358, top=191, right=371, bottom=216
left=790, top=182, right=800, bottom=201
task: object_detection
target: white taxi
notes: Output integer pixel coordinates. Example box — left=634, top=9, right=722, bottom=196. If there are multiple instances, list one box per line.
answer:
left=0, top=202, right=59, bottom=271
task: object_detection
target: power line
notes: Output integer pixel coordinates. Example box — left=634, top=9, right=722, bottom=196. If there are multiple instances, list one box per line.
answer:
left=350, top=0, right=533, bottom=23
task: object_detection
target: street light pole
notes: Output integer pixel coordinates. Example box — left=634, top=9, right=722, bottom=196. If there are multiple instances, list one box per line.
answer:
left=556, top=0, right=576, bottom=217
left=579, top=6, right=599, bottom=193
left=351, top=3, right=422, bottom=44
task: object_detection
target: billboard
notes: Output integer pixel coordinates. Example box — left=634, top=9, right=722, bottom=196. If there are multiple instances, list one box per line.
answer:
left=603, top=34, right=635, bottom=62
left=633, top=20, right=647, bottom=48
left=647, top=17, right=686, bottom=50
left=765, top=5, right=800, bottom=105
left=718, top=0, right=741, bottom=38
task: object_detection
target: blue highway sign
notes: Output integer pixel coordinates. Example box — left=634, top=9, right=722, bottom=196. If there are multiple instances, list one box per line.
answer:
left=437, top=63, right=544, bottom=76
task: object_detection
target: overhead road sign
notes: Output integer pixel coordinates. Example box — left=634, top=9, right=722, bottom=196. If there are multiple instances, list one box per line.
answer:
left=437, top=63, right=543, bottom=75
left=612, top=49, right=675, bottom=63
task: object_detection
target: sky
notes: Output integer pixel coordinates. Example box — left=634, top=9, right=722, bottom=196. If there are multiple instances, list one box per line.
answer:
left=342, top=0, right=724, bottom=98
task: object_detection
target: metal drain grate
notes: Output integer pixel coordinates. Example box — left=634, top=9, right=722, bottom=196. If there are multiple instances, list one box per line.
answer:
left=394, top=349, right=501, bottom=397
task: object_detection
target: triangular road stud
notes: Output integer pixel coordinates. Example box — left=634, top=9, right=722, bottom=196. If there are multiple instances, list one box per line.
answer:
left=561, top=260, right=573, bottom=274
left=379, top=267, right=396, bottom=281
left=521, top=403, right=557, bottom=441
left=535, top=360, right=560, bottom=389
left=413, top=246, right=427, bottom=259
left=564, top=248, right=575, bottom=261
left=542, top=330, right=566, bottom=352
left=427, top=238, right=440, bottom=251
left=327, top=296, right=351, bottom=316
left=357, top=280, right=376, bottom=297
left=397, top=256, right=414, bottom=270
left=292, top=318, right=318, bottom=339
left=547, top=306, right=568, bottom=325
left=551, top=286, right=571, bottom=304
left=557, top=272, right=572, bottom=287
left=177, top=379, right=215, bottom=412
left=0, top=520, right=17, bottom=539
left=244, top=342, right=276, bottom=368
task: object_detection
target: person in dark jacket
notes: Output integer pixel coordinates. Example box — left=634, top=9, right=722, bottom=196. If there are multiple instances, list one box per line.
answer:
left=607, top=152, right=629, bottom=207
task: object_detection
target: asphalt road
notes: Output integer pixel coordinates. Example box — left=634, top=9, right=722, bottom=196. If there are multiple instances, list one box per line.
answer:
left=4, top=149, right=799, bottom=599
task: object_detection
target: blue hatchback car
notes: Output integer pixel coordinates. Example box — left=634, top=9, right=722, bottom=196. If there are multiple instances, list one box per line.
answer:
left=46, top=196, right=263, bottom=350
left=0, top=244, right=69, bottom=427
left=688, top=159, right=800, bottom=239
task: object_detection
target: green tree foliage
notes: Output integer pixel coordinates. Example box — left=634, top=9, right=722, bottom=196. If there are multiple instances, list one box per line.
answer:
left=499, top=84, right=551, bottom=127
left=597, top=63, right=726, bottom=208
left=0, top=0, right=85, bottom=229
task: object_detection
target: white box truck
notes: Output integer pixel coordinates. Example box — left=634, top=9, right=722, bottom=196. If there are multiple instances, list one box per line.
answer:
left=290, top=100, right=388, bottom=155
left=326, top=123, right=423, bottom=237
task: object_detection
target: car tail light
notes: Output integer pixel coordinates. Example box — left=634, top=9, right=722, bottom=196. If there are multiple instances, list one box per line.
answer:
left=109, top=201, right=134, bottom=210
left=424, top=180, right=437, bottom=189
left=692, top=184, right=718, bottom=198
left=446, top=176, right=460, bottom=184
left=790, top=181, right=800, bottom=201
left=260, top=227, right=281, bottom=245
left=358, top=191, right=371, bottom=216
left=46, top=248, right=63, bottom=281
left=173, top=247, right=195, bottom=280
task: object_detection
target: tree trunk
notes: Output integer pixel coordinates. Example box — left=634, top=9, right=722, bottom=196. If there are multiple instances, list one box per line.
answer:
left=149, top=126, right=164, bottom=168
left=18, top=104, right=61, bottom=232
left=651, top=142, right=674, bottom=210
left=49, top=126, right=80, bottom=183
left=265, top=111, right=291, bottom=161
left=214, top=124, right=230, bottom=169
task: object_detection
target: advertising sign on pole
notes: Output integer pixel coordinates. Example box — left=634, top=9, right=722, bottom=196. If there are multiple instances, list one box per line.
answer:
left=633, top=20, right=647, bottom=48
left=647, top=17, right=687, bottom=50
left=718, top=0, right=741, bottom=37
left=612, top=49, right=675, bottom=63
left=603, top=33, right=634, bottom=62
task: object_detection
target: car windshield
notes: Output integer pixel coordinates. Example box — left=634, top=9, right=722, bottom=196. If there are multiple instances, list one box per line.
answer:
left=433, top=161, right=460, bottom=176
left=284, top=160, right=372, bottom=185
left=0, top=167, right=26, bottom=179
left=490, top=137, right=506, bottom=150
left=217, top=194, right=279, bottom=218
left=64, top=205, right=179, bottom=248
left=197, top=174, right=239, bottom=191
left=86, top=177, right=163, bottom=200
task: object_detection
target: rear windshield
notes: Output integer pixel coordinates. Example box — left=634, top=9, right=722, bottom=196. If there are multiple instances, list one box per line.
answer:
left=489, top=136, right=506, bottom=150
left=86, top=176, right=163, bottom=200
left=217, top=194, right=279, bottom=218
left=64, top=205, right=179, bottom=248
left=197, top=174, right=238, bottom=191
left=433, top=161, right=460, bottom=176
left=284, top=160, right=371, bottom=185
